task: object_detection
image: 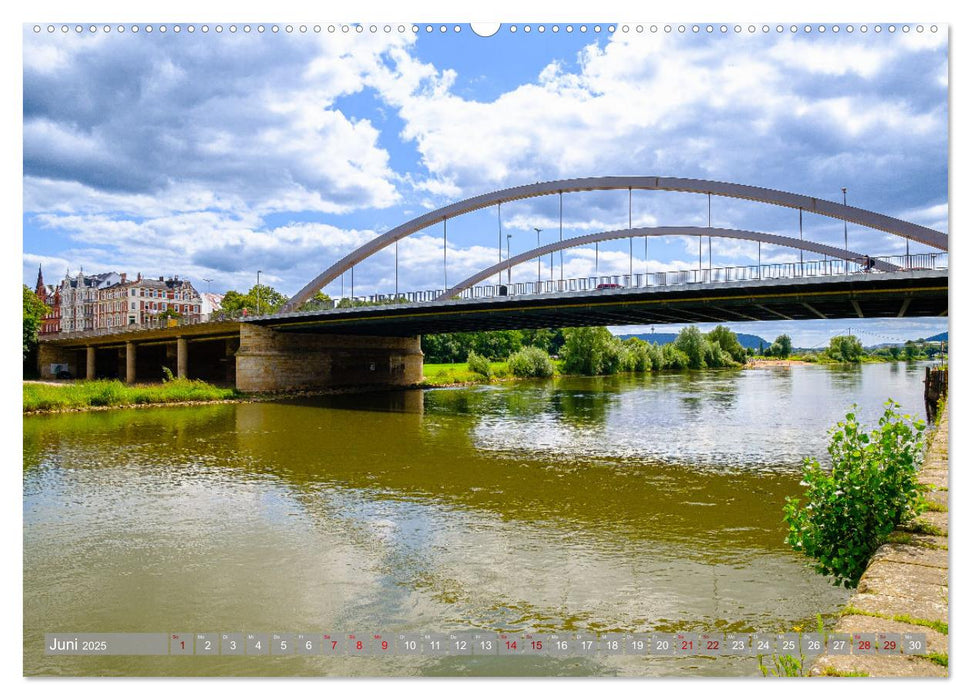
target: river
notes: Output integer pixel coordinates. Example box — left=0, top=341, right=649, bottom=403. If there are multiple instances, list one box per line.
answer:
left=23, top=362, right=932, bottom=676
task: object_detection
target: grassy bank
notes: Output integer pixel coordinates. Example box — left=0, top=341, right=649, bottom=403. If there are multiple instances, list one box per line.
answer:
left=421, top=361, right=510, bottom=385
left=24, top=379, right=240, bottom=413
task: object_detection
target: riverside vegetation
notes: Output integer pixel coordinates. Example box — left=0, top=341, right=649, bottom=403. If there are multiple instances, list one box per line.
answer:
left=23, top=378, right=239, bottom=412
left=421, top=325, right=946, bottom=387
left=784, top=401, right=927, bottom=588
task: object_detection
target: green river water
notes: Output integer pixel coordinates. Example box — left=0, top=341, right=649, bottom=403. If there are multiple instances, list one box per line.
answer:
left=23, top=362, right=931, bottom=676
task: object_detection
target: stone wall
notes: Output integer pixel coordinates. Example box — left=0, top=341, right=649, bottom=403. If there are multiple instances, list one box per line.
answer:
left=235, top=324, right=423, bottom=392
left=810, top=405, right=949, bottom=677
left=37, top=344, right=80, bottom=379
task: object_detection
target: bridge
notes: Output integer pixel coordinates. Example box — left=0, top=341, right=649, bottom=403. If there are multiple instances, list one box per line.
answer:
left=37, top=176, right=948, bottom=392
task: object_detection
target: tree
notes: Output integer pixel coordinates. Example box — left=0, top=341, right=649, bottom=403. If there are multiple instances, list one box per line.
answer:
left=771, top=334, right=793, bottom=359
left=23, top=285, right=48, bottom=361
left=561, top=327, right=624, bottom=375
left=219, top=284, right=289, bottom=315
left=673, top=326, right=709, bottom=369
left=706, top=325, right=747, bottom=364
left=827, top=335, right=864, bottom=363
left=298, top=291, right=333, bottom=311
left=507, top=346, right=555, bottom=378
left=903, top=340, right=923, bottom=361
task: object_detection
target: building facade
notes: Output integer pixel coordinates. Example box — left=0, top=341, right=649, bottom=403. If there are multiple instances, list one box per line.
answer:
left=34, top=265, right=61, bottom=335
left=95, top=273, right=203, bottom=329
left=56, top=270, right=122, bottom=333
left=34, top=267, right=205, bottom=333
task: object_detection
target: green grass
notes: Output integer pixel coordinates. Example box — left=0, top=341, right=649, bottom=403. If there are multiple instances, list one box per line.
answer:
left=821, top=667, right=869, bottom=677
left=841, top=606, right=948, bottom=635
left=24, top=379, right=239, bottom=412
left=919, top=498, right=948, bottom=513
left=421, top=361, right=510, bottom=385
left=900, top=518, right=947, bottom=537
left=921, top=652, right=948, bottom=667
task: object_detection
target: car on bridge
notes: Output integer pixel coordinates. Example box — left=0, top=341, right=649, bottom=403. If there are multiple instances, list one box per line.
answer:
left=596, top=283, right=623, bottom=290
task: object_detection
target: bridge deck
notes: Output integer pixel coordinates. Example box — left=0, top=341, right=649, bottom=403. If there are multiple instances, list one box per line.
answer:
left=40, top=270, right=946, bottom=348
left=254, top=269, right=947, bottom=337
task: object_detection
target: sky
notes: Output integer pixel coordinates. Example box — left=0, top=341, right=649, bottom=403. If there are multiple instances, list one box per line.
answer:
left=21, top=21, right=949, bottom=345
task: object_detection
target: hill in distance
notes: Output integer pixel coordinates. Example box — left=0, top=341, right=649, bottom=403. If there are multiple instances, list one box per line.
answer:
left=616, top=332, right=770, bottom=350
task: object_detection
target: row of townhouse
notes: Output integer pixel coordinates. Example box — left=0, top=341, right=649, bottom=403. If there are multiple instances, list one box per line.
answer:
left=34, top=266, right=215, bottom=334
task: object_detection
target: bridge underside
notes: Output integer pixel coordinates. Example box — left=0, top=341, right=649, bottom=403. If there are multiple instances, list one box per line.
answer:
left=257, top=270, right=947, bottom=336
left=38, top=271, right=946, bottom=392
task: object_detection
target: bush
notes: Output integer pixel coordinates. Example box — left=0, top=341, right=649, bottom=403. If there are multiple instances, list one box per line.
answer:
left=661, top=344, right=690, bottom=370
left=507, top=346, right=555, bottom=378
left=621, top=337, right=653, bottom=372
left=466, top=351, right=493, bottom=379
left=826, top=335, right=864, bottom=363
left=561, top=327, right=624, bottom=376
left=707, top=325, right=747, bottom=364
left=674, top=326, right=709, bottom=369
left=783, top=401, right=926, bottom=587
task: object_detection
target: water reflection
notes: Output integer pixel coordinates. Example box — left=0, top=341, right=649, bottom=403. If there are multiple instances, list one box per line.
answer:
left=23, top=363, right=930, bottom=677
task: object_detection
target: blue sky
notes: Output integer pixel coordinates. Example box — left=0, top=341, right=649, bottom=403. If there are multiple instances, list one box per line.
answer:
left=21, top=22, right=949, bottom=345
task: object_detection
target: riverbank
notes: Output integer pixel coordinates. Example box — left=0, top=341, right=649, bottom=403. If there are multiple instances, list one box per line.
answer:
left=744, top=358, right=812, bottom=368
left=810, top=404, right=949, bottom=677
left=23, top=380, right=419, bottom=415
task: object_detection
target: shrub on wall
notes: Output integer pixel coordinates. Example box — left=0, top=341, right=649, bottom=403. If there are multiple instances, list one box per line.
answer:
left=783, top=401, right=926, bottom=587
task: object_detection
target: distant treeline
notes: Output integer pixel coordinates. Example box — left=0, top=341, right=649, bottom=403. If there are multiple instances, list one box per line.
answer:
left=424, top=325, right=753, bottom=376
left=422, top=326, right=946, bottom=376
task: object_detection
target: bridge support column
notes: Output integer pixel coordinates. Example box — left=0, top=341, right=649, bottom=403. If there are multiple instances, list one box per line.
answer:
left=235, top=324, right=423, bottom=393
left=86, top=347, right=96, bottom=380
left=37, top=344, right=78, bottom=379
left=125, top=342, right=137, bottom=384
left=177, top=337, right=188, bottom=379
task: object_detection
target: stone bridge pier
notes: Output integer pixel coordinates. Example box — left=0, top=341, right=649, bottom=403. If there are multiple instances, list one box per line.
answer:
left=234, top=324, right=423, bottom=392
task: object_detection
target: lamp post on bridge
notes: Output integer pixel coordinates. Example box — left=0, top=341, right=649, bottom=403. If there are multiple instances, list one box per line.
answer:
left=507, top=233, right=513, bottom=285
left=256, top=270, right=261, bottom=315
left=534, top=227, right=543, bottom=284
left=842, top=187, right=848, bottom=253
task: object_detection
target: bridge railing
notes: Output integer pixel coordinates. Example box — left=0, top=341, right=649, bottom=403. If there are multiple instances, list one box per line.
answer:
left=41, top=314, right=227, bottom=341
left=337, top=252, right=947, bottom=307
left=41, top=253, right=949, bottom=339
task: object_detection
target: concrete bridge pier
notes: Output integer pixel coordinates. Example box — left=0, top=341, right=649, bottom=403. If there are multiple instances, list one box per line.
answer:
left=125, top=342, right=137, bottom=384
left=234, top=324, right=423, bottom=392
left=177, top=337, right=188, bottom=379
left=37, top=343, right=79, bottom=379
left=86, top=347, right=96, bottom=380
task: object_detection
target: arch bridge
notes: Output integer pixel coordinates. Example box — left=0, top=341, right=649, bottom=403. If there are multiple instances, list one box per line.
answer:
left=39, top=176, right=947, bottom=392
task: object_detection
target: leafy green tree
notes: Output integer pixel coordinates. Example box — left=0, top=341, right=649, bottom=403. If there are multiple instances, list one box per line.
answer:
left=706, top=325, right=747, bottom=364
left=23, top=285, right=48, bottom=360
left=674, top=326, right=709, bottom=369
left=298, top=291, right=333, bottom=311
left=827, top=335, right=864, bottom=363
left=507, top=346, right=555, bottom=377
left=903, top=340, right=924, bottom=361
left=561, top=327, right=624, bottom=375
left=521, top=328, right=566, bottom=356
left=661, top=344, right=690, bottom=370
left=621, top=337, right=653, bottom=372
left=220, top=284, right=289, bottom=314
left=784, top=402, right=926, bottom=587
left=646, top=341, right=665, bottom=371
left=472, top=330, right=523, bottom=360
left=466, top=351, right=493, bottom=379
left=769, top=334, right=793, bottom=359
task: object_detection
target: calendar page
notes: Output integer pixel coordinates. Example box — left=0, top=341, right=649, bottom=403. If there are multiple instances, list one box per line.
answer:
left=21, top=6, right=949, bottom=686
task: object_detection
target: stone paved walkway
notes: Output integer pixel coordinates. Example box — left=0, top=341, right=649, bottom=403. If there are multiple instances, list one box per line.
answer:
left=810, top=405, right=949, bottom=677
